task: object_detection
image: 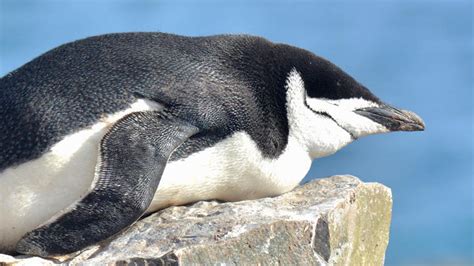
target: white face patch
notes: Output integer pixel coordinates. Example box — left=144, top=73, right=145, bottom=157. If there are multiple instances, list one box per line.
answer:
left=284, top=68, right=390, bottom=159
left=305, top=97, right=388, bottom=138
left=284, top=69, right=353, bottom=159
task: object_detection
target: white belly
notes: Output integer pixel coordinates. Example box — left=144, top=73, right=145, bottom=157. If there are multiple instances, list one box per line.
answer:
left=0, top=101, right=311, bottom=253
left=148, top=131, right=311, bottom=212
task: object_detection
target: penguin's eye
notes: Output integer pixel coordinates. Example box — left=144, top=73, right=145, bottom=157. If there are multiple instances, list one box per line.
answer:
left=304, top=95, right=335, bottom=119
left=309, top=98, right=380, bottom=113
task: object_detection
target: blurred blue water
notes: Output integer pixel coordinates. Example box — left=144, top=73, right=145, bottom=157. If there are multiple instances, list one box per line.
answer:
left=1, top=0, right=472, bottom=264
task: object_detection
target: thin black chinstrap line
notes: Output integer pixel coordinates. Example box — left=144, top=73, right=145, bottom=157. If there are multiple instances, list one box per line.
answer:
left=303, top=101, right=356, bottom=140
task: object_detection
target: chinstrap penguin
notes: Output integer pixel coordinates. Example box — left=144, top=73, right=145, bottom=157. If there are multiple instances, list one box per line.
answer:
left=0, top=32, right=425, bottom=256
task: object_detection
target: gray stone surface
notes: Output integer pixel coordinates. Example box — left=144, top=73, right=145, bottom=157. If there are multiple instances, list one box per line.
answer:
left=0, top=175, right=392, bottom=265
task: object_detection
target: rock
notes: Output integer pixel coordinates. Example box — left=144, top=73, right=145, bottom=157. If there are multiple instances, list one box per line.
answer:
left=0, top=175, right=392, bottom=265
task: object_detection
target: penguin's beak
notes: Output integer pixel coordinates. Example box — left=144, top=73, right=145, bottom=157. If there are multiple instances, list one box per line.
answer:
left=355, top=104, right=425, bottom=132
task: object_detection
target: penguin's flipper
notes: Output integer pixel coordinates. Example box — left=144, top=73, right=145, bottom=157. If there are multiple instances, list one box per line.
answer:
left=16, top=111, right=199, bottom=257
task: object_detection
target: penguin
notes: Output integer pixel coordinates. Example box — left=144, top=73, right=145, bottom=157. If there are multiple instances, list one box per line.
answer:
left=0, top=32, right=424, bottom=257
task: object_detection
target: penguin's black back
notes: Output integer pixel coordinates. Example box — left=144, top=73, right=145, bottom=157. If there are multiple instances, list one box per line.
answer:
left=0, top=32, right=293, bottom=171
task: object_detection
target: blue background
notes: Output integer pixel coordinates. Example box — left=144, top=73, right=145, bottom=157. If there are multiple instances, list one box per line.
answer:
left=1, top=0, right=472, bottom=264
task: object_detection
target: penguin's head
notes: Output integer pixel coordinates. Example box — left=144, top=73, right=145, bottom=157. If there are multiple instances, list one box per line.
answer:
left=282, top=47, right=425, bottom=159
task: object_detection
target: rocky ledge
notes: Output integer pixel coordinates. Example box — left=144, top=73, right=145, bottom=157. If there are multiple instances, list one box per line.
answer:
left=0, top=175, right=392, bottom=265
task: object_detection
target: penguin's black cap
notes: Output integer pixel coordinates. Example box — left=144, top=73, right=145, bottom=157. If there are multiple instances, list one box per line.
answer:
left=278, top=44, right=381, bottom=103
